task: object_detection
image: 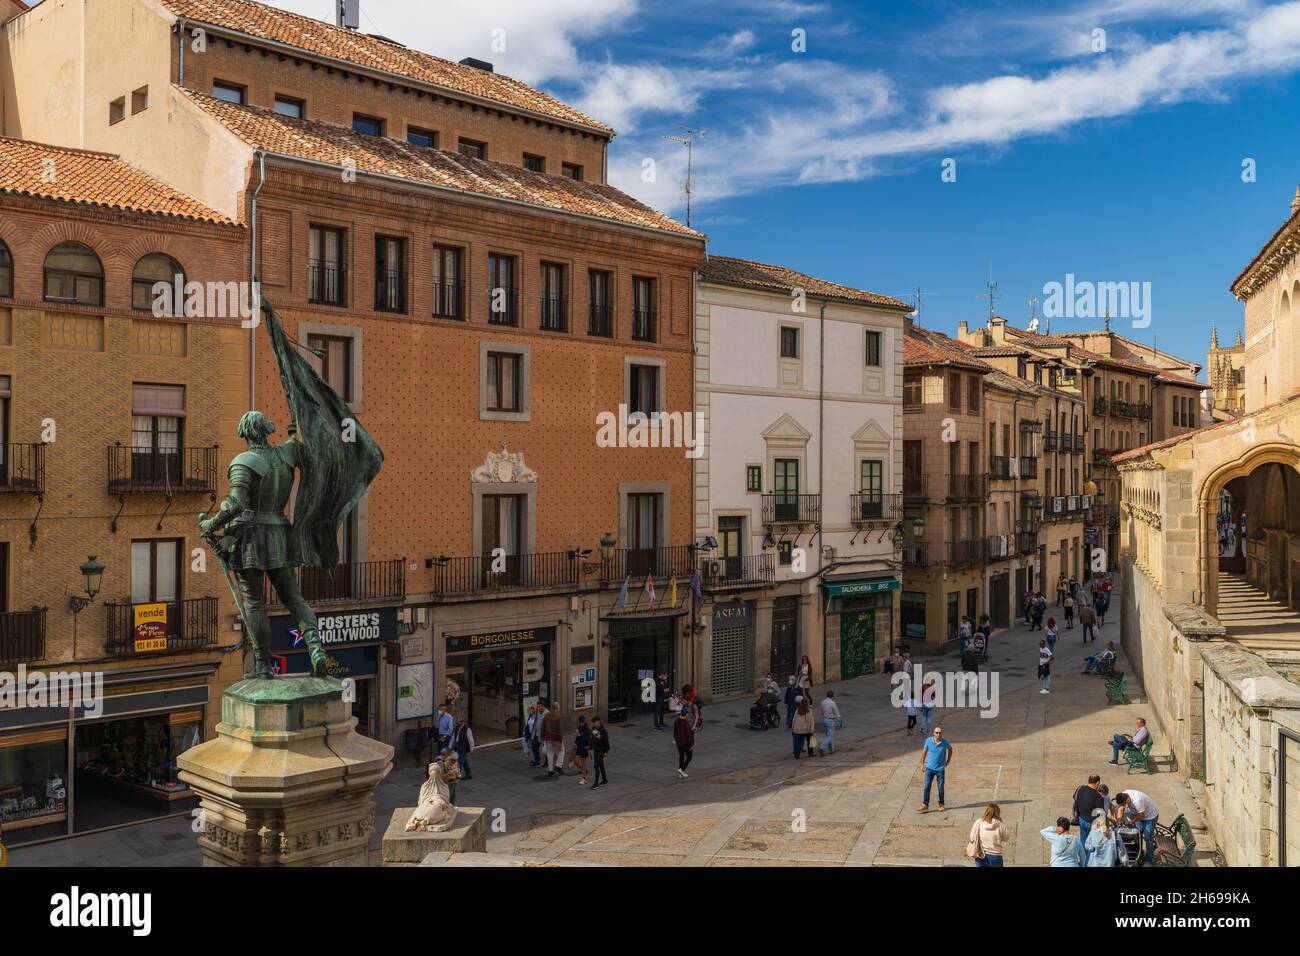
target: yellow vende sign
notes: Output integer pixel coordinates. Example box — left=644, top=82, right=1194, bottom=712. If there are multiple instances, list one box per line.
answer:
left=134, top=603, right=169, bottom=653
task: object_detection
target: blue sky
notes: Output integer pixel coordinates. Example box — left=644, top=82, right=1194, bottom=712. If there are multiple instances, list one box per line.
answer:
left=253, top=1, right=1300, bottom=372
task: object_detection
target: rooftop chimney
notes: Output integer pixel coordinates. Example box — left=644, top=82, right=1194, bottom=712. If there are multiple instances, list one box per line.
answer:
left=336, top=0, right=359, bottom=30
left=957, top=320, right=969, bottom=339
left=459, top=57, right=495, bottom=73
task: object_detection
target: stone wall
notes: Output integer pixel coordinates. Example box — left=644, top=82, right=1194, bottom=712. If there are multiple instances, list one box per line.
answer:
left=1200, top=644, right=1300, bottom=866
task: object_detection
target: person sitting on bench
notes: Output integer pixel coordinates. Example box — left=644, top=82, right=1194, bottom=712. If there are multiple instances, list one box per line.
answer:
left=1085, top=641, right=1116, bottom=674
left=1110, top=717, right=1149, bottom=764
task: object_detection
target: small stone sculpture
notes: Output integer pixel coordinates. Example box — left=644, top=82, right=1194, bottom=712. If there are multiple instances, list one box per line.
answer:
left=406, top=761, right=456, bottom=832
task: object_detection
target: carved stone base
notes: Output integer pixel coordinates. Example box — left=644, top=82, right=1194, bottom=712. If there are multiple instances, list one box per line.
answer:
left=177, top=676, right=393, bottom=867
left=381, top=806, right=487, bottom=864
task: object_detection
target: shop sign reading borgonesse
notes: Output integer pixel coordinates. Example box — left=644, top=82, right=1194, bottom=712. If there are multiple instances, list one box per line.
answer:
left=446, top=625, right=556, bottom=655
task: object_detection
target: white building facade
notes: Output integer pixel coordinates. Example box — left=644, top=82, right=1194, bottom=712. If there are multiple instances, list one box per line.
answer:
left=692, top=257, right=909, bottom=698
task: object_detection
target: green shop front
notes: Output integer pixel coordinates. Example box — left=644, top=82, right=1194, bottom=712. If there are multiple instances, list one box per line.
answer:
left=822, top=575, right=899, bottom=680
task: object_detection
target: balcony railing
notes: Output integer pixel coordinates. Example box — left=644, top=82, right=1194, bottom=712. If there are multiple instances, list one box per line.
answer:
left=1017, top=516, right=1043, bottom=534
left=588, top=302, right=614, bottom=337
left=308, top=260, right=346, bottom=306
left=430, top=553, right=575, bottom=598
left=762, top=493, right=821, bottom=525
left=1018, top=456, right=1039, bottom=479
left=488, top=286, right=519, bottom=326
left=1016, top=531, right=1038, bottom=555
left=432, top=279, right=464, bottom=320
left=0, top=443, right=46, bottom=494
left=901, top=545, right=932, bottom=566
left=632, top=306, right=657, bottom=342
left=1094, top=448, right=1114, bottom=467
left=1044, top=432, right=1059, bottom=452
left=850, top=492, right=902, bottom=523
left=903, top=474, right=927, bottom=502
left=107, top=444, right=217, bottom=495
left=989, top=456, right=1012, bottom=480
left=374, top=269, right=406, bottom=313
left=0, top=608, right=46, bottom=664
left=1073, top=434, right=1086, bottom=453
left=600, top=545, right=697, bottom=585
left=266, top=559, right=406, bottom=606
left=1095, top=398, right=1151, bottom=420
left=987, top=534, right=1012, bottom=559
left=947, top=539, right=987, bottom=566
left=539, top=294, right=569, bottom=332
left=699, top=554, right=775, bottom=589
left=105, top=596, right=218, bottom=655
left=947, top=473, right=988, bottom=500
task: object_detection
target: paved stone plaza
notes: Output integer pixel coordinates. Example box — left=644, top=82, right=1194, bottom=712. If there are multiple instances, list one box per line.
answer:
left=11, top=599, right=1217, bottom=867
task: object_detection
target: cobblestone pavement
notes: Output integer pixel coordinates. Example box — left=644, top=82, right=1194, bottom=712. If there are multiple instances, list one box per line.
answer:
left=10, top=597, right=1216, bottom=867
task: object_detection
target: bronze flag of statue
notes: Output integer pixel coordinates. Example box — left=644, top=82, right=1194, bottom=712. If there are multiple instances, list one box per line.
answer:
left=200, top=298, right=384, bottom=678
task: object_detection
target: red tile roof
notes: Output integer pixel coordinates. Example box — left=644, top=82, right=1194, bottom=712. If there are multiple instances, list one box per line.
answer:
left=700, top=256, right=911, bottom=310
left=161, top=0, right=613, bottom=135
left=0, top=137, right=232, bottom=224
left=181, top=90, right=700, bottom=238
left=905, top=326, right=992, bottom=371
left=1110, top=391, right=1300, bottom=462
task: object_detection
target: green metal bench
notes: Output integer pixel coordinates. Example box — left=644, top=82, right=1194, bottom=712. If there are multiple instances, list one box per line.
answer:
left=1153, top=813, right=1196, bottom=866
left=1105, top=673, right=1128, bottom=704
left=1123, top=737, right=1154, bottom=773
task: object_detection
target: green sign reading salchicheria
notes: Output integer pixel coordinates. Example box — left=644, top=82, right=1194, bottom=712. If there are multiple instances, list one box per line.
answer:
left=824, top=578, right=900, bottom=597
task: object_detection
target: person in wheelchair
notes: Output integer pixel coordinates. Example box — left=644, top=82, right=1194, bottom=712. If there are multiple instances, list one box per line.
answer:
left=750, top=690, right=781, bottom=729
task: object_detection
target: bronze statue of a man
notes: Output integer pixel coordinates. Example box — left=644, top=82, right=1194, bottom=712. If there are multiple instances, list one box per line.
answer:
left=201, top=411, right=326, bottom=678
left=199, top=297, right=384, bottom=681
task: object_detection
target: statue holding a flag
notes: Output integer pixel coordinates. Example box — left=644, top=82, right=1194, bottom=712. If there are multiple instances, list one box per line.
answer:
left=200, top=298, right=384, bottom=679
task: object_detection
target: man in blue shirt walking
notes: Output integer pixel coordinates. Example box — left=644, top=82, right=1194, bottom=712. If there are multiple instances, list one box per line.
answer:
left=918, top=726, right=953, bottom=813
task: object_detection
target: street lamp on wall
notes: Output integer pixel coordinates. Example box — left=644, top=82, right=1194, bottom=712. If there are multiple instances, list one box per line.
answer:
left=68, top=555, right=105, bottom=614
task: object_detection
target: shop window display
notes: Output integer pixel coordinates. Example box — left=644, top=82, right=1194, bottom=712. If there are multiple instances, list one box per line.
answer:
left=0, top=738, right=67, bottom=829
left=76, top=714, right=201, bottom=796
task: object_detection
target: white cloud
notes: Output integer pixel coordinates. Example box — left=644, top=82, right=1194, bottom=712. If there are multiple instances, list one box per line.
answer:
left=574, top=63, right=703, bottom=135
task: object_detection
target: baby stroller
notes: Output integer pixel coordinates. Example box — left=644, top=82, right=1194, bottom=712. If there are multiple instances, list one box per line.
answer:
left=749, top=694, right=781, bottom=731
left=1116, top=826, right=1143, bottom=867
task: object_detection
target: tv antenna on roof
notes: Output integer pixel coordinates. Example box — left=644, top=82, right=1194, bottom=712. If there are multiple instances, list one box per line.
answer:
left=977, top=276, right=998, bottom=325
left=663, top=126, right=705, bottom=228
left=1029, top=295, right=1041, bottom=334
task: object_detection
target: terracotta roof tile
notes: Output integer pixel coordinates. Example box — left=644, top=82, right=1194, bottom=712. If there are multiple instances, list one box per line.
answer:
left=904, top=326, right=992, bottom=371
left=1155, top=370, right=1206, bottom=389
left=0, top=137, right=232, bottom=224
left=181, top=90, right=699, bottom=238
left=1110, top=391, right=1300, bottom=462
left=161, top=0, right=613, bottom=134
left=700, top=255, right=910, bottom=310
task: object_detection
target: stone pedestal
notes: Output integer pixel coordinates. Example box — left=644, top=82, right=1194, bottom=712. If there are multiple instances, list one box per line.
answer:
left=381, top=806, right=487, bottom=864
left=177, top=676, right=393, bottom=867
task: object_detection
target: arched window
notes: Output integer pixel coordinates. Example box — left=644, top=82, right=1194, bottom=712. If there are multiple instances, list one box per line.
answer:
left=132, top=253, right=185, bottom=314
left=44, top=242, right=103, bottom=306
left=0, top=241, right=11, bottom=298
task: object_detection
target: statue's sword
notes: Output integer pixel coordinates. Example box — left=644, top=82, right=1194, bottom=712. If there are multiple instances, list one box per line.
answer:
left=201, top=524, right=256, bottom=649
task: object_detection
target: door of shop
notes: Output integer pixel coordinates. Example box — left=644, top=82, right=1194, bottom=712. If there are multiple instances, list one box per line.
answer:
left=606, top=619, right=673, bottom=720
left=840, top=609, right=875, bottom=680
left=991, top=573, right=1010, bottom=628
left=470, top=655, right=522, bottom=742
left=770, top=597, right=798, bottom=680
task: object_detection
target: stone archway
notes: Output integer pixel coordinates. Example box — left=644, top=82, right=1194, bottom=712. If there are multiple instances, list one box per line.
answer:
left=1198, top=442, right=1300, bottom=620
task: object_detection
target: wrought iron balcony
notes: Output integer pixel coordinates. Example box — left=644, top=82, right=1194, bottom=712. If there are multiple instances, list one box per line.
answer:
left=947, top=539, right=988, bottom=566
left=989, top=456, right=1012, bottom=480
left=699, top=554, right=775, bottom=590
left=0, top=443, right=46, bottom=495
left=987, top=534, right=1012, bottom=559
left=850, top=492, right=902, bottom=523
left=946, top=473, right=988, bottom=501
left=762, top=493, right=821, bottom=525
left=901, top=545, right=932, bottom=566
left=267, top=559, right=406, bottom=606
left=1072, top=434, right=1086, bottom=453
left=588, top=302, right=614, bottom=337
left=432, top=279, right=464, bottom=320
left=903, top=474, right=927, bottom=502
left=374, top=269, right=406, bottom=313
left=0, top=608, right=46, bottom=665
left=632, top=306, right=657, bottom=342
left=105, top=596, right=218, bottom=656
left=600, top=545, right=697, bottom=585
left=1044, top=432, right=1059, bottom=452
left=1018, top=456, right=1039, bottom=479
left=308, top=259, right=346, bottom=307
left=539, top=294, right=569, bottom=332
left=429, top=553, right=574, bottom=598
left=1016, top=531, right=1039, bottom=555
left=488, top=285, right=520, bottom=326
left=107, top=444, right=217, bottom=495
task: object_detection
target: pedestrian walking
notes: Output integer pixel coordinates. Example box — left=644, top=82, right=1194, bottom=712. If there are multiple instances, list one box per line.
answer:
left=968, top=803, right=1010, bottom=867
left=819, top=690, right=842, bottom=755
left=1056, top=573, right=1068, bottom=608
left=435, top=703, right=454, bottom=754
left=917, top=726, right=953, bottom=813
left=1085, top=808, right=1120, bottom=867
left=539, top=698, right=565, bottom=776
left=797, top=655, right=813, bottom=695
left=1079, top=602, right=1097, bottom=643
left=523, top=705, right=539, bottom=764
left=1038, top=639, right=1053, bottom=694
left=653, top=671, right=671, bottom=731
left=571, top=715, right=591, bottom=784
left=1094, top=589, right=1107, bottom=629
left=673, top=707, right=695, bottom=778
left=1041, top=817, right=1085, bottom=866
left=976, top=615, right=992, bottom=658
left=959, top=615, right=973, bottom=649
left=1063, top=593, right=1075, bottom=629
left=1044, top=617, right=1059, bottom=653
left=791, top=695, right=817, bottom=758
left=527, top=702, right=545, bottom=767
left=1023, top=592, right=1034, bottom=627
left=450, top=717, right=475, bottom=780
left=1072, top=773, right=1106, bottom=862
left=1032, top=592, right=1047, bottom=631
left=905, top=695, right=918, bottom=735
left=783, top=675, right=800, bottom=728
left=589, top=716, right=610, bottom=789
left=921, top=678, right=937, bottom=733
